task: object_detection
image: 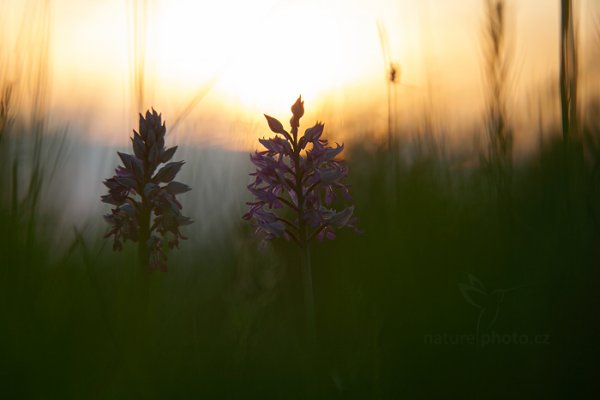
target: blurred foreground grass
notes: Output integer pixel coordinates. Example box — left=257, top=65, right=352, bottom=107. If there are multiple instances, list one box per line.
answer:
left=1, top=124, right=599, bottom=399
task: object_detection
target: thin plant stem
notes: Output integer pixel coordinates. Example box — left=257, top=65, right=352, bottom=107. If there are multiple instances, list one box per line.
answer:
left=387, top=79, right=393, bottom=152
left=560, top=0, right=577, bottom=143
left=302, top=241, right=316, bottom=346
left=301, top=240, right=317, bottom=398
left=137, top=201, right=150, bottom=270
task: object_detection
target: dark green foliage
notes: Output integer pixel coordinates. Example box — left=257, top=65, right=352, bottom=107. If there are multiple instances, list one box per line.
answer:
left=1, top=124, right=599, bottom=397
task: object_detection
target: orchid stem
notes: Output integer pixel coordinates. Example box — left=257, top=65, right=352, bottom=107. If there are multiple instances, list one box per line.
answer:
left=276, top=196, right=298, bottom=211
left=302, top=241, right=316, bottom=346
left=138, top=199, right=151, bottom=270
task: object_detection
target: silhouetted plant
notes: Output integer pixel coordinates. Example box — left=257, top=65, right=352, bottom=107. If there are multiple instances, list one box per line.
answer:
left=102, top=110, right=192, bottom=271
left=560, top=0, right=578, bottom=143
left=244, top=96, right=357, bottom=245
left=558, top=0, right=584, bottom=221
left=128, top=0, right=152, bottom=114
left=0, top=84, right=13, bottom=143
left=0, top=1, right=54, bottom=244
left=244, top=96, right=357, bottom=338
left=377, top=21, right=400, bottom=152
left=482, top=0, right=514, bottom=208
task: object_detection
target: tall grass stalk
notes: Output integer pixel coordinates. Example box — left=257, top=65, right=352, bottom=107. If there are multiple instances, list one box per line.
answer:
left=482, top=0, right=514, bottom=210
left=558, top=0, right=585, bottom=228
left=0, top=1, right=58, bottom=248
left=128, top=0, right=152, bottom=116
left=560, top=0, right=578, bottom=143
left=377, top=21, right=399, bottom=153
left=21, top=0, right=51, bottom=246
left=377, top=21, right=402, bottom=214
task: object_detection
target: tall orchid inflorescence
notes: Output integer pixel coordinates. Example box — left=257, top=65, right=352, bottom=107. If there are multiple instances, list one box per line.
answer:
left=244, top=96, right=356, bottom=248
left=244, top=96, right=357, bottom=341
left=102, top=109, right=192, bottom=271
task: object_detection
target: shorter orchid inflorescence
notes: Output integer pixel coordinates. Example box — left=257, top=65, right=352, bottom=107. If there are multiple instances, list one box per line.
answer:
left=102, top=109, right=192, bottom=271
left=244, top=96, right=357, bottom=248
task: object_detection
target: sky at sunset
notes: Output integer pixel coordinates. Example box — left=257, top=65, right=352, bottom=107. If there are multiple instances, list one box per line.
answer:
left=1, top=0, right=599, bottom=149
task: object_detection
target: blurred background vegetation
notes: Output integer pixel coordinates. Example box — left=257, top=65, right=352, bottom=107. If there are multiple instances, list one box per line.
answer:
left=1, top=0, right=599, bottom=398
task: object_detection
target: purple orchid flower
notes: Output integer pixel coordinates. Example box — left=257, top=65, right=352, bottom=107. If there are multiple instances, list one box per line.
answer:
left=102, top=109, right=192, bottom=271
left=244, top=96, right=357, bottom=247
left=244, top=96, right=358, bottom=341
